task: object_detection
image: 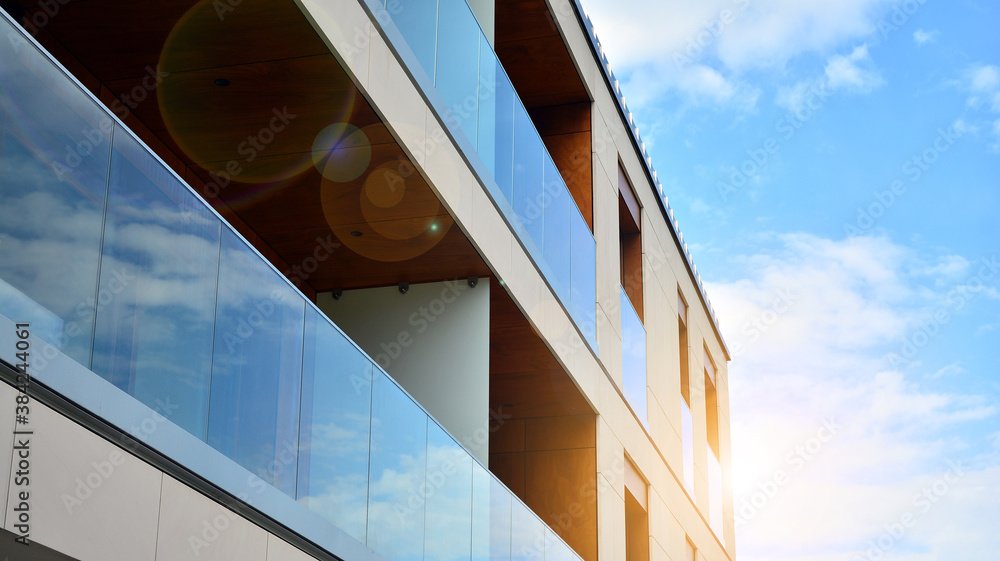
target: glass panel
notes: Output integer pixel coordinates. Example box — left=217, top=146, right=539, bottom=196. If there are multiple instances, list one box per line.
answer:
left=482, top=62, right=515, bottom=203
left=708, top=450, right=724, bottom=542
left=476, top=40, right=495, bottom=187
left=621, top=288, right=647, bottom=427
left=681, top=400, right=695, bottom=495
left=471, top=464, right=491, bottom=561
left=542, top=154, right=571, bottom=302
left=511, top=102, right=544, bottom=254
left=436, top=0, right=481, bottom=147
left=92, top=127, right=221, bottom=437
left=0, top=24, right=112, bottom=367
left=545, top=529, right=577, bottom=561
left=298, top=307, right=373, bottom=543
left=704, top=349, right=716, bottom=385
left=394, top=0, right=439, bottom=78
left=368, top=370, right=428, bottom=561
left=570, top=212, right=597, bottom=350
left=208, top=229, right=305, bottom=495
left=489, top=476, right=512, bottom=561
left=372, top=0, right=599, bottom=359
left=425, top=422, right=473, bottom=561
left=510, top=499, right=544, bottom=561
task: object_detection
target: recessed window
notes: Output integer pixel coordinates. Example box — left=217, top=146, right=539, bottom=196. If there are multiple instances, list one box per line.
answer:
left=678, top=290, right=694, bottom=495
left=705, top=347, right=719, bottom=458
left=624, top=459, right=649, bottom=561
left=619, top=164, right=642, bottom=321
left=705, top=347, right=724, bottom=539
left=678, top=291, right=690, bottom=405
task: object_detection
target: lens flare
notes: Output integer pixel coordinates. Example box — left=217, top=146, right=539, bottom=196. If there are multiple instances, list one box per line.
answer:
left=157, top=0, right=356, bottom=190
left=312, top=123, right=371, bottom=183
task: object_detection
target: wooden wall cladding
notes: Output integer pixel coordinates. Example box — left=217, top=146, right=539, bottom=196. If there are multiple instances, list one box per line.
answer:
left=495, top=0, right=588, bottom=109
left=490, top=414, right=598, bottom=561
left=529, top=102, right=593, bottom=230
left=489, top=282, right=598, bottom=561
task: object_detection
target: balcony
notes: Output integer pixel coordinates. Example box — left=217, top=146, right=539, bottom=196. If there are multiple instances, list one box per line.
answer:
left=0, top=9, right=590, bottom=561
left=364, top=0, right=598, bottom=352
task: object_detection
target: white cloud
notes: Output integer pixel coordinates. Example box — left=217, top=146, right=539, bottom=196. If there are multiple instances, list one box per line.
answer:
left=948, top=68, right=1000, bottom=150
left=913, top=28, right=939, bottom=45
left=952, top=118, right=979, bottom=137
left=584, top=0, right=897, bottom=112
left=958, top=64, right=1000, bottom=113
left=616, top=60, right=761, bottom=113
left=584, top=0, right=898, bottom=71
left=968, top=65, right=1000, bottom=93
left=977, top=323, right=1000, bottom=337
left=721, top=0, right=883, bottom=69
left=824, top=44, right=885, bottom=92
left=683, top=64, right=736, bottom=101
left=912, top=254, right=971, bottom=280
left=690, top=198, right=714, bottom=214
left=675, top=64, right=761, bottom=110
left=930, top=362, right=965, bottom=379
left=705, top=233, right=1000, bottom=561
left=689, top=197, right=729, bottom=222
left=775, top=80, right=815, bottom=114
left=776, top=45, right=883, bottom=112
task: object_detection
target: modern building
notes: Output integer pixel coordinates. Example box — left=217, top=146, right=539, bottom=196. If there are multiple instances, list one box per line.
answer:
left=0, top=1, right=734, bottom=561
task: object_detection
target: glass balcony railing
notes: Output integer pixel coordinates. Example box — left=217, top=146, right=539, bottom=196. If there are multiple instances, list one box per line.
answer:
left=620, top=287, right=647, bottom=427
left=0, top=13, right=582, bottom=561
left=366, top=0, right=598, bottom=351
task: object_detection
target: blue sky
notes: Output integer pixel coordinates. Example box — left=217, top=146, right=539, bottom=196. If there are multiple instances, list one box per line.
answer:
left=581, top=0, right=999, bottom=558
